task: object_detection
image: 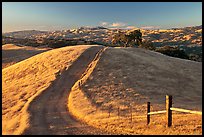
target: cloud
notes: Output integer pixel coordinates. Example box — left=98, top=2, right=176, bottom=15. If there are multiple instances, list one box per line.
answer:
left=140, top=26, right=160, bottom=30
left=111, top=22, right=127, bottom=27
left=99, top=21, right=128, bottom=28
left=126, top=26, right=138, bottom=30
left=100, top=22, right=109, bottom=26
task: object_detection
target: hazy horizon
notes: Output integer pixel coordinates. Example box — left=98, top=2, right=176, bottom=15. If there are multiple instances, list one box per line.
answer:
left=2, top=2, right=202, bottom=33
left=2, top=24, right=202, bottom=34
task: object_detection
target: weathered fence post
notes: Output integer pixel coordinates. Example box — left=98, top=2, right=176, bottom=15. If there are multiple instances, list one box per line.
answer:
left=78, top=81, right=80, bottom=87
left=166, top=95, right=172, bottom=127
left=147, top=102, right=150, bottom=125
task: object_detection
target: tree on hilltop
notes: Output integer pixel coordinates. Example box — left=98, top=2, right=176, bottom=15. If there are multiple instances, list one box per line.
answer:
left=126, top=29, right=142, bottom=47
left=111, top=29, right=142, bottom=47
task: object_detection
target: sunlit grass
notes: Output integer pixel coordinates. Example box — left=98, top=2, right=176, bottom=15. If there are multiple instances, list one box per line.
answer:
left=2, top=45, right=91, bottom=135
left=68, top=47, right=202, bottom=135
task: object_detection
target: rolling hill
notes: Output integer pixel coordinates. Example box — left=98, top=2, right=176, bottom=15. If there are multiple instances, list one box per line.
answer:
left=2, top=44, right=51, bottom=69
left=2, top=45, right=202, bottom=135
left=68, top=47, right=202, bottom=134
left=2, top=45, right=98, bottom=134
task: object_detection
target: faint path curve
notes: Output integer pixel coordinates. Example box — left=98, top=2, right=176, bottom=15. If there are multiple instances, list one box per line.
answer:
left=23, top=46, right=111, bottom=135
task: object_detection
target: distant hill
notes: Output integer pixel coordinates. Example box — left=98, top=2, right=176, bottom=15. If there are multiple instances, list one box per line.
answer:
left=142, top=25, right=202, bottom=46
left=3, top=30, right=48, bottom=39
left=2, top=25, right=202, bottom=47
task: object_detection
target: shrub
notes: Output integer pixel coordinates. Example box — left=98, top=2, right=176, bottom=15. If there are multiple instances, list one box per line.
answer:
left=138, top=41, right=156, bottom=51
left=155, top=46, right=189, bottom=59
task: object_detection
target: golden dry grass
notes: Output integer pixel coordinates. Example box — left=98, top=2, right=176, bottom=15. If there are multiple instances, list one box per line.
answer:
left=2, top=44, right=51, bottom=69
left=2, top=45, right=92, bottom=135
left=68, top=47, right=202, bottom=135
left=2, top=44, right=202, bottom=135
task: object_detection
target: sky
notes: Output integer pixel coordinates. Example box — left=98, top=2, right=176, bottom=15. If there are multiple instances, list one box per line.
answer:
left=2, top=2, right=202, bottom=32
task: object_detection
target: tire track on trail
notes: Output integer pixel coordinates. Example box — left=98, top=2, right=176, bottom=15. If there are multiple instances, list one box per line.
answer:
left=23, top=46, right=110, bottom=135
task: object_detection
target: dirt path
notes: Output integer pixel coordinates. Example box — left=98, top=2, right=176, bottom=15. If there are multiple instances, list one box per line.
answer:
left=23, top=46, right=110, bottom=135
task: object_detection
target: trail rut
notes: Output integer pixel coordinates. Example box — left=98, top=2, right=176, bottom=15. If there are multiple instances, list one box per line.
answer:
left=23, top=46, right=110, bottom=135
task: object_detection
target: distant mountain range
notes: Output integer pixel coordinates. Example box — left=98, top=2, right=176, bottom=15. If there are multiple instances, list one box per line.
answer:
left=3, top=30, right=48, bottom=39
left=2, top=25, right=202, bottom=47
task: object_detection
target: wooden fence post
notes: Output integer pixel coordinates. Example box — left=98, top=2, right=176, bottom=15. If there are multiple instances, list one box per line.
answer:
left=147, top=102, right=150, bottom=125
left=166, top=95, right=172, bottom=127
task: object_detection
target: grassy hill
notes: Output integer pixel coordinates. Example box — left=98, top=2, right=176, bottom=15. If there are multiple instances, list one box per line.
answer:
left=2, top=44, right=51, bottom=69
left=68, top=47, right=202, bottom=135
left=2, top=45, right=92, bottom=134
left=2, top=45, right=202, bottom=135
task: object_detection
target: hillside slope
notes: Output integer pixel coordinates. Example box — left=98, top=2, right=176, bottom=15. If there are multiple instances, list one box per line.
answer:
left=22, top=46, right=110, bottom=135
left=2, top=44, right=51, bottom=69
left=2, top=45, right=96, bottom=135
left=2, top=45, right=202, bottom=135
left=68, top=47, right=202, bottom=135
